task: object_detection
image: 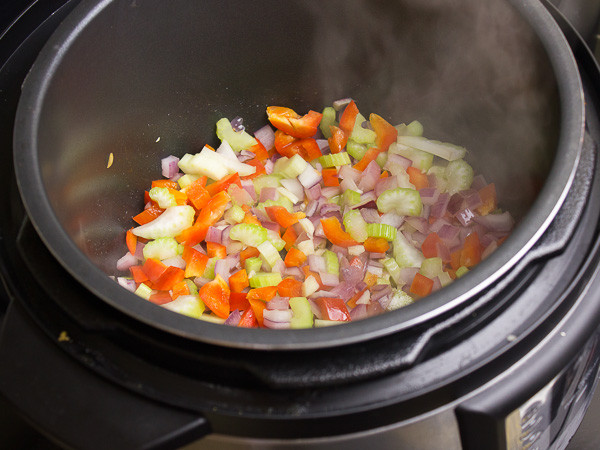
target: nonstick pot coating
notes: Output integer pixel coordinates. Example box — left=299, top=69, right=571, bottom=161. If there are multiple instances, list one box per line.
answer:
left=13, top=0, right=583, bottom=349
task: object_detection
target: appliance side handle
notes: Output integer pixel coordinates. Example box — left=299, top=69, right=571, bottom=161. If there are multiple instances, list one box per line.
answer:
left=0, top=301, right=210, bottom=450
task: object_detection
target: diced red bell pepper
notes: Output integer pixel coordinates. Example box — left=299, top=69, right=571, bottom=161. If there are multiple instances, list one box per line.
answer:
left=248, top=140, right=270, bottom=160
left=229, top=292, right=250, bottom=312
left=151, top=179, right=180, bottom=190
left=369, top=113, right=398, bottom=152
left=148, top=291, right=173, bottom=305
left=277, top=277, right=303, bottom=297
left=461, top=232, right=482, bottom=267
left=229, top=269, right=249, bottom=293
left=281, top=227, right=298, bottom=251
left=199, top=275, right=230, bottom=319
left=298, top=138, right=323, bottom=161
left=129, top=265, right=148, bottom=284
left=421, top=232, right=442, bottom=258
left=322, top=168, right=340, bottom=187
left=248, top=298, right=266, bottom=327
left=207, top=242, right=227, bottom=259
left=353, top=147, right=381, bottom=172
left=407, top=167, right=429, bottom=190
left=410, top=273, right=434, bottom=297
left=238, top=307, right=259, bottom=328
left=182, top=245, right=209, bottom=278
left=206, top=173, right=242, bottom=197
left=339, top=100, right=359, bottom=135
left=321, top=217, right=358, bottom=248
left=167, top=188, right=188, bottom=206
left=185, top=177, right=211, bottom=211
left=142, top=258, right=168, bottom=283
left=274, top=130, right=297, bottom=155
left=171, top=280, right=190, bottom=299
left=239, top=246, right=260, bottom=264
left=328, top=125, right=348, bottom=154
left=247, top=286, right=278, bottom=302
left=265, top=205, right=305, bottom=229
left=126, top=228, right=137, bottom=255
left=133, top=203, right=163, bottom=225
left=284, top=247, right=307, bottom=267
left=363, top=237, right=389, bottom=253
left=240, top=158, right=266, bottom=180
left=178, top=191, right=230, bottom=246
left=476, top=183, right=497, bottom=216
left=152, top=266, right=185, bottom=291
left=315, top=297, right=351, bottom=322
left=267, top=106, right=323, bottom=139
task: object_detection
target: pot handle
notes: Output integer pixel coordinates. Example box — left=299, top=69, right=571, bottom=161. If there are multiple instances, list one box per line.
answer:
left=0, top=301, right=210, bottom=450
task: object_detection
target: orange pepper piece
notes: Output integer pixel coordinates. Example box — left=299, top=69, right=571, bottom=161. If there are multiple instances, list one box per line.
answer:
left=199, top=275, right=230, bottom=319
left=320, top=217, right=358, bottom=248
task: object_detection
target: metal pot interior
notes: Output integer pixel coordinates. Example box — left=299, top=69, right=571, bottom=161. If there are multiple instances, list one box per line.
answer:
left=14, top=0, right=583, bottom=348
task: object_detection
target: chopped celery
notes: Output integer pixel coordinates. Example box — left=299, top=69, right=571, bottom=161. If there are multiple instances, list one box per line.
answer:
left=349, top=113, right=377, bottom=144
left=256, top=197, right=294, bottom=215
left=203, top=257, right=217, bottom=279
left=397, top=135, right=466, bottom=161
left=330, top=195, right=341, bottom=205
left=406, top=120, right=424, bottom=137
left=346, top=139, right=368, bottom=160
left=389, top=143, right=434, bottom=172
left=342, top=190, right=362, bottom=208
left=393, top=232, right=424, bottom=268
left=439, top=271, right=453, bottom=287
left=178, top=146, right=256, bottom=179
left=320, top=106, right=337, bottom=138
left=367, top=223, right=397, bottom=241
left=249, top=272, right=283, bottom=288
left=314, top=319, right=343, bottom=327
left=253, top=174, right=281, bottom=195
left=134, top=283, right=153, bottom=300
left=277, top=186, right=301, bottom=204
left=323, top=250, right=340, bottom=275
left=298, top=218, right=315, bottom=239
left=445, top=159, right=474, bottom=194
left=229, top=223, right=268, bottom=247
left=149, top=187, right=177, bottom=209
left=257, top=240, right=282, bottom=269
left=278, top=154, right=308, bottom=179
left=267, top=229, right=286, bottom=251
left=297, top=239, right=315, bottom=256
left=456, top=266, right=470, bottom=278
left=224, top=204, right=246, bottom=224
left=376, top=152, right=388, bottom=168
left=383, top=257, right=402, bottom=285
left=198, top=314, right=226, bottom=324
left=377, top=274, right=391, bottom=285
left=245, top=257, right=263, bottom=277
left=162, top=294, right=205, bottom=319
left=343, top=210, right=368, bottom=242
left=319, top=152, right=351, bottom=168
left=302, top=275, right=319, bottom=297
left=215, top=117, right=257, bottom=152
left=376, top=187, right=423, bottom=217
left=420, top=257, right=443, bottom=279
left=387, top=289, right=414, bottom=311
left=272, top=157, right=289, bottom=175
left=143, top=237, right=181, bottom=260
left=177, top=174, right=200, bottom=189
left=132, top=205, right=195, bottom=240
left=289, top=297, right=314, bottom=329
left=185, top=279, right=198, bottom=295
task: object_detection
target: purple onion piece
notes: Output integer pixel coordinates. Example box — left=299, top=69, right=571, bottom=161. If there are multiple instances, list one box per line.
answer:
left=205, top=226, right=223, bottom=244
left=224, top=310, right=243, bottom=326
left=358, top=161, right=381, bottom=192
left=267, top=296, right=291, bottom=310
left=161, top=155, right=180, bottom=179
left=318, top=272, right=340, bottom=287
left=254, top=124, right=275, bottom=150
left=360, top=208, right=381, bottom=224
left=117, top=277, right=137, bottom=292
left=260, top=186, right=280, bottom=202
left=117, top=252, right=138, bottom=272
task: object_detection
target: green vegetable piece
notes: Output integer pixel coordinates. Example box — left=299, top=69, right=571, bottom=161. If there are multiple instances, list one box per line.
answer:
left=149, top=187, right=177, bottom=209
left=320, top=107, right=337, bottom=139
left=257, top=240, right=282, bottom=269
left=342, top=190, right=362, bottom=208
left=245, top=257, right=263, bottom=276
left=177, top=174, right=200, bottom=190
left=249, top=272, right=283, bottom=288
left=323, top=250, right=340, bottom=275
left=445, top=159, right=474, bottom=194
left=256, top=197, right=294, bottom=215
left=382, top=257, right=402, bottom=285
left=390, top=143, right=434, bottom=172
left=185, top=279, right=198, bottom=295
left=376, top=152, right=388, bottom=168
left=420, top=257, right=443, bottom=279
left=406, top=120, right=424, bottom=137
left=289, top=297, right=314, bottom=329
left=134, top=283, right=153, bottom=300
left=387, top=289, right=414, bottom=311
left=319, top=152, right=351, bottom=168
left=343, top=210, right=369, bottom=242
left=393, top=232, right=424, bottom=268
left=366, top=223, right=397, bottom=241
left=376, top=187, right=423, bottom=217
left=132, top=205, right=195, bottom=240
left=314, top=319, right=343, bottom=327
left=253, top=174, right=281, bottom=195
left=278, top=154, right=308, bottom=179
left=224, top=204, right=246, bottom=224
left=346, top=139, right=368, bottom=160
left=143, top=237, right=181, bottom=260
left=215, top=117, right=257, bottom=152
left=229, top=223, right=268, bottom=247
left=456, top=266, right=470, bottom=278
left=162, top=294, right=205, bottom=319
left=397, top=135, right=466, bottom=161
left=267, top=230, right=286, bottom=252
left=349, top=113, right=377, bottom=144
left=203, top=257, right=217, bottom=279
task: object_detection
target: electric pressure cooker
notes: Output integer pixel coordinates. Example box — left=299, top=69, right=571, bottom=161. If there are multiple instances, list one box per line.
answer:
left=2, top=1, right=600, bottom=449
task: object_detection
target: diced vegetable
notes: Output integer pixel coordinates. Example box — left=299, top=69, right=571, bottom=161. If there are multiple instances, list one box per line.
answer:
left=132, top=205, right=195, bottom=240
left=376, top=188, right=423, bottom=217
left=216, top=118, right=258, bottom=152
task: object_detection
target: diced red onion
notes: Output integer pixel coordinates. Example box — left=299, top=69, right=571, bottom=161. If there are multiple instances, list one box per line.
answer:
left=304, top=183, right=322, bottom=201
left=355, top=290, right=371, bottom=305
left=367, top=301, right=385, bottom=317
left=267, top=296, right=291, bottom=310
left=263, top=318, right=291, bottom=329
left=474, top=212, right=515, bottom=232
left=224, top=309, right=242, bottom=326
left=318, top=272, right=340, bottom=287
left=117, top=252, right=138, bottom=272
left=455, top=208, right=476, bottom=227
left=341, top=266, right=363, bottom=286
left=384, top=153, right=411, bottom=171
left=320, top=203, right=341, bottom=216
left=298, top=165, right=322, bottom=188
left=378, top=295, right=392, bottom=310
left=284, top=266, right=304, bottom=280
left=360, top=208, right=381, bottom=224
left=321, top=186, right=341, bottom=199
left=371, top=284, right=392, bottom=302
left=369, top=252, right=386, bottom=259
left=308, top=255, right=326, bottom=273
left=205, top=226, right=223, bottom=244
left=431, top=277, right=442, bottom=293
left=420, top=204, right=431, bottom=220
left=280, top=178, right=305, bottom=200
left=328, top=282, right=356, bottom=301
left=134, top=242, right=145, bottom=260
left=419, top=187, right=440, bottom=206
left=238, top=150, right=255, bottom=162
left=228, top=184, right=254, bottom=205
left=358, top=161, right=381, bottom=192
left=254, top=124, right=275, bottom=150
left=263, top=308, right=293, bottom=322
left=375, top=175, right=399, bottom=197
left=309, top=299, right=324, bottom=320
left=429, top=218, right=451, bottom=233
left=352, top=191, right=377, bottom=209
left=161, top=155, right=180, bottom=179
left=264, top=159, right=274, bottom=175
left=214, top=259, right=231, bottom=281
left=340, top=177, right=360, bottom=193
left=170, top=172, right=182, bottom=182
left=305, top=200, right=319, bottom=217
left=194, top=277, right=211, bottom=287
left=260, top=186, right=280, bottom=202
left=447, top=193, right=465, bottom=216
left=313, top=237, right=327, bottom=249
left=398, top=267, right=419, bottom=285
left=482, top=240, right=499, bottom=260
left=316, top=139, right=329, bottom=150
left=338, top=165, right=362, bottom=183
left=240, top=179, right=257, bottom=201
left=464, top=191, right=483, bottom=210
left=333, top=97, right=353, bottom=110
left=471, top=174, right=488, bottom=191
left=405, top=217, right=429, bottom=234
left=273, top=259, right=286, bottom=275
left=261, top=221, right=280, bottom=234
left=430, top=193, right=450, bottom=218
left=117, top=277, right=137, bottom=292
left=438, top=224, right=460, bottom=243
left=350, top=304, right=368, bottom=321
left=436, top=241, right=451, bottom=263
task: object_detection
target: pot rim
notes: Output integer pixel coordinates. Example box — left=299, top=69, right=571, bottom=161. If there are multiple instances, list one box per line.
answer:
left=13, top=0, right=584, bottom=350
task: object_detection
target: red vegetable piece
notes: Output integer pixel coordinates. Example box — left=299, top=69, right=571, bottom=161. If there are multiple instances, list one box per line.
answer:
left=421, top=232, right=442, bottom=259
left=126, top=228, right=137, bottom=255
left=267, top=106, right=323, bottom=139
left=320, top=217, right=358, bottom=248
left=339, top=100, right=359, bottom=135
left=410, top=273, right=434, bottom=297
left=206, top=173, right=242, bottom=197
left=238, top=307, right=259, bottom=328
left=328, top=125, right=348, bottom=154
left=315, top=297, right=351, bottom=322
left=369, top=113, right=398, bottom=152
left=229, top=292, right=251, bottom=312
left=199, top=275, right=230, bottom=319
left=152, top=266, right=185, bottom=291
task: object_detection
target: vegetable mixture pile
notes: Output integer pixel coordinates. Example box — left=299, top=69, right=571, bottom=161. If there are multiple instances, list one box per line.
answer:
left=115, top=100, right=514, bottom=329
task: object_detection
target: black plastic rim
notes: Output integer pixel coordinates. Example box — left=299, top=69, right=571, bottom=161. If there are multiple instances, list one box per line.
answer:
left=13, top=0, right=585, bottom=350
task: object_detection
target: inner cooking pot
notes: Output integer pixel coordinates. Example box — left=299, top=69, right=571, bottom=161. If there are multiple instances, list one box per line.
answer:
left=13, top=0, right=583, bottom=349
